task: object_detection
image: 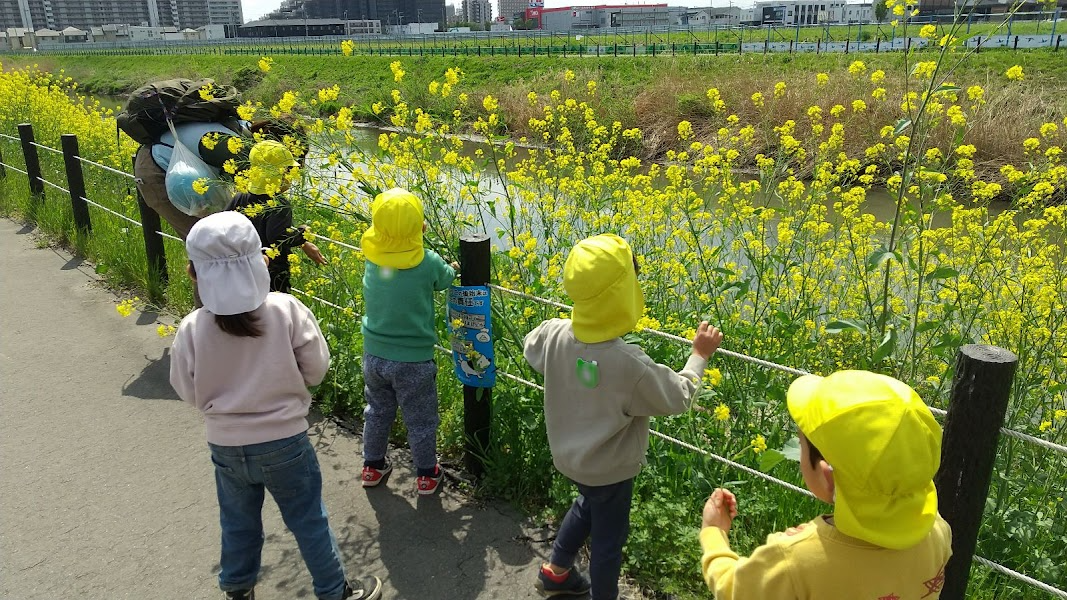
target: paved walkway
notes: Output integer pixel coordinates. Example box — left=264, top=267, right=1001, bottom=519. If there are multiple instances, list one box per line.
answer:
left=0, top=218, right=550, bottom=599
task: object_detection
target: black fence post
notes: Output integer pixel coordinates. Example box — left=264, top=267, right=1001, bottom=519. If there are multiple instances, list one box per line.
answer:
left=60, top=134, right=91, bottom=234
left=18, top=123, right=45, bottom=202
left=0, top=145, right=6, bottom=179
left=934, top=344, right=1018, bottom=600
left=133, top=155, right=169, bottom=300
left=460, top=233, right=492, bottom=478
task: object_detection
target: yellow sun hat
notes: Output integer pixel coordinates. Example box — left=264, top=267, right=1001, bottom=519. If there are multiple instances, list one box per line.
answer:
left=247, top=140, right=299, bottom=195
left=361, top=188, right=425, bottom=269
left=562, top=234, right=644, bottom=344
left=787, top=370, right=942, bottom=550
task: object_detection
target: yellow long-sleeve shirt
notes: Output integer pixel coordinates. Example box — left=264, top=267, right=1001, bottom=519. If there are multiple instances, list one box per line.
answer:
left=701, top=514, right=952, bottom=599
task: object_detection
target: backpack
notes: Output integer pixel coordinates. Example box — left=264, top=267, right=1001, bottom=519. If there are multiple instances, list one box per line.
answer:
left=116, top=78, right=241, bottom=146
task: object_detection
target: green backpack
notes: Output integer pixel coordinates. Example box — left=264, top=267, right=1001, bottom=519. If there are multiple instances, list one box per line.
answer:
left=116, top=78, right=241, bottom=146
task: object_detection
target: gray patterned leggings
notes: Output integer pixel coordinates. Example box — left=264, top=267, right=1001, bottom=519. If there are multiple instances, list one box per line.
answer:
left=362, top=353, right=440, bottom=473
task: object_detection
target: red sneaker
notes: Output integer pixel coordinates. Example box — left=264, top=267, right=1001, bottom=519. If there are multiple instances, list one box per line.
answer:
left=416, top=465, right=443, bottom=496
left=361, top=462, right=392, bottom=488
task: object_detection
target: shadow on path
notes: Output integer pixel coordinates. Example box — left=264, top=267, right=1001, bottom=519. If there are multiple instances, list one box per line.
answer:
left=123, top=348, right=181, bottom=401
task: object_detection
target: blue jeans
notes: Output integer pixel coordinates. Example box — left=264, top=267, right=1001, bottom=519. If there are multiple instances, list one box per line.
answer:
left=209, top=432, right=348, bottom=600
left=550, top=478, right=634, bottom=600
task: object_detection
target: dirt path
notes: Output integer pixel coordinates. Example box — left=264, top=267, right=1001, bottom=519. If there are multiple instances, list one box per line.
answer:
left=0, top=217, right=551, bottom=600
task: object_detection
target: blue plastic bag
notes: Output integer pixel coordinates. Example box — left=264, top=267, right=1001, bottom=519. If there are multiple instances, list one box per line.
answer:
left=164, top=128, right=232, bottom=217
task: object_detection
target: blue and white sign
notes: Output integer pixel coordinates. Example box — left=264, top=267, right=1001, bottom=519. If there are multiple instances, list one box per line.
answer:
left=447, top=285, right=495, bottom=387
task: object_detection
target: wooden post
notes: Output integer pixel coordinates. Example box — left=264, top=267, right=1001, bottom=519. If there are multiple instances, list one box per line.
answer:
left=0, top=145, right=6, bottom=179
left=18, top=123, right=45, bottom=202
left=133, top=155, right=169, bottom=300
left=934, top=344, right=1018, bottom=600
left=61, top=134, right=91, bottom=234
left=460, top=233, right=492, bottom=478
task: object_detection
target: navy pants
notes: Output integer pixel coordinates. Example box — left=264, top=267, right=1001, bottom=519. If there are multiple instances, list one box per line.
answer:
left=550, top=477, right=634, bottom=600
left=362, top=353, right=440, bottom=472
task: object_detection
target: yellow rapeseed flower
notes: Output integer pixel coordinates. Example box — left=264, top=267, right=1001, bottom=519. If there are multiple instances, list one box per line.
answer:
left=390, top=60, right=405, bottom=82
left=714, top=403, right=730, bottom=421
left=1005, top=65, right=1024, bottom=81
left=816, top=73, right=829, bottom=85
left=678, top=120, right=693, bottom=140
left=258, top=56, right=274, bottom=72
left=192, top=178, right=210, bottom=195
left=750, top=434, right=767, bottom=454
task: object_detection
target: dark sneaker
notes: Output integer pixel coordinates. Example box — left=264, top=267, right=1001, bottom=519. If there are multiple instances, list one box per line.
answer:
left=223, top=589, right=255, bottom=600
left=535, top=565, right=591, bottom=596
left=416, top=464, right=444, bottom=496
left=361, top=462, right=392, bottom=488
left=342, top=576, right=383, bottom=600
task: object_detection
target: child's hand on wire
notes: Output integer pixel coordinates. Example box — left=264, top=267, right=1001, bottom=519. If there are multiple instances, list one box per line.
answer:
left=702, top=488, right=738, bottom=532
left=450, top=261, right=461, bottom=276
left=691, top=321, right=723, bottom=360
left=301, top=241, right=327, bottom=265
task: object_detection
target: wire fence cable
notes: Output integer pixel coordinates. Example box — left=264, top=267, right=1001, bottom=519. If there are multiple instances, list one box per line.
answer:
left=30, top=141, right=63, bottom=155
left=488, top=283, right=1067, bottom=458
left=75, top=156, right=138, bottom=180
left=974, top=556, right=1067, bottom=599
left=82, top=197, right=143, bottom=227
left=1, top=161, right=29, bottom=175
left=274, top=279, right=1067, bottom=599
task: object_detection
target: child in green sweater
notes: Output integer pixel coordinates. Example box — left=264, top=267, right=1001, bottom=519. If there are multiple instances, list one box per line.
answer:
left=359, top=188, right=457, bottom=495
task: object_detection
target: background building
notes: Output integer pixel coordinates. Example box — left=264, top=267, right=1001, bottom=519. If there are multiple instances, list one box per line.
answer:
left=462, top=0, right=491, bottom=23
left=533, top=4, right=685, bottom=31
left=920, top=0, right=1066, bottom=19
left=753, top=0, right=872, bottom=25
left=496, top=0, right=525, bottom=22
left=0, top=0, right=242, bottom=31
left=267, top=0, right=445, bottom=28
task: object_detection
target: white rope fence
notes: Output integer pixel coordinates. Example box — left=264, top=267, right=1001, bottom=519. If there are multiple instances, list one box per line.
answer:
left=75, top=156, right=138, bottom=180
left=974, top=557, right=1067, bottom=599
left=30, top=141, right=63, bottom=154
left=291, top=288, right=352, bottom=313
left=489, top=283, right=1067, bottom=458
left=307, top=232, right=362, bottom=253
left=238, top=244, right=1067, bottom=600
left=37, top=177, right=69, bottom=193
left=0, top=132, right=20, bottom=142
left=1, top=161, right=29, bottom=175
left=82, top=197, right=143, bottom=227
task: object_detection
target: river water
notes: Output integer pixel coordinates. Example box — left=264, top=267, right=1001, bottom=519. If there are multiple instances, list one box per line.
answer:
left=85, top=91, right=1008, bottom=239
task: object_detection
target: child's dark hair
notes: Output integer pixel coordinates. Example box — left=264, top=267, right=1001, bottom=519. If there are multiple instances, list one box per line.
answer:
left=804, top=435, right=825, bottom=468
left=188, top=262, right=262, bottom=338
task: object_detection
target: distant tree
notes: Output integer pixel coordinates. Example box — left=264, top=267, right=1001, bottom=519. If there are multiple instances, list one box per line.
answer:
left=874, top=0, right=888, bottom=22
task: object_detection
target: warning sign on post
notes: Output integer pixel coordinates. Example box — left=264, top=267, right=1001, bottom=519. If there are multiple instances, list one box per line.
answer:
left=447, top=285, right=495, bottom=387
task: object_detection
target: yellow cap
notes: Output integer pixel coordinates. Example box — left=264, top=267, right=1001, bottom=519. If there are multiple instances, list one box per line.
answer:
left=247, top=140, right=299, bottom=195
left=787, top=370, right=942, bottom=549
left=563, top=234, right=644, bottom=344
left=361, top=188, right=425, bottom=269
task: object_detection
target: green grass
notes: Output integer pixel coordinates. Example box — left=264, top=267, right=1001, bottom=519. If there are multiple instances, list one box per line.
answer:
left=5, top=49, right=1067, bottom=171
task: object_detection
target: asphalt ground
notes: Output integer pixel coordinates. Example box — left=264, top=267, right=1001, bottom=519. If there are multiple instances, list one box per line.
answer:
left=0, top=217, right=558, bottom=600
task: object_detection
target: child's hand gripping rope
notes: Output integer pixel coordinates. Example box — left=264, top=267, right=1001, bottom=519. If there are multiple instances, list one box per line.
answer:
left=703, top=488, right=739, bottom=532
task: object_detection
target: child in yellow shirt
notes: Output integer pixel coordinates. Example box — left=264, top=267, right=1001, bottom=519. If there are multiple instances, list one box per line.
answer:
left=700, top=370, right=953, bottom=599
